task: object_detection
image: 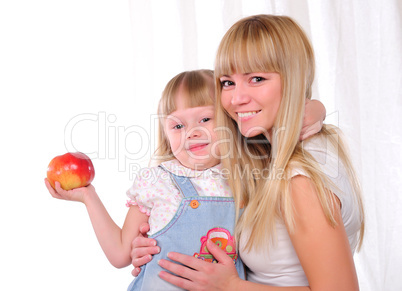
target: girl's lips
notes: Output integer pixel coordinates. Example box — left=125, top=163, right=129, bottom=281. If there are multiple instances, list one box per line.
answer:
left=188, top=143, right=209, bottom=152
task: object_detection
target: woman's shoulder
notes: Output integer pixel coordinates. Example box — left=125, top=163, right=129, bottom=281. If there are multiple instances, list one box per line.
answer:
left=301, top=134, right=343, bottom=176
left=293, top=134, right=353, bottom=200
left=290, top=135, right=338, bottom=176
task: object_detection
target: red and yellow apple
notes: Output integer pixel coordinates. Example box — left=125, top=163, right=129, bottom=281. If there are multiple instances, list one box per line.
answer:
left=47, top=152, right=95, bottom=190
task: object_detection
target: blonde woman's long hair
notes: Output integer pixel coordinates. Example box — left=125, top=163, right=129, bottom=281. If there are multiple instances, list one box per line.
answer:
left=214, top=15, right=364, bottom=251
left=151, top=69, right=215, bottom=165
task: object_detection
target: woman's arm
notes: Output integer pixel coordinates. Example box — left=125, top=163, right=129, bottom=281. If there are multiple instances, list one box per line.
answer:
left=156, top=176, right=359, bottom=291
left=287, top=176, right=359, bottom=291
left=45, top=179, right=149, bottom=268
left=158, top=242, right=310, bottom=291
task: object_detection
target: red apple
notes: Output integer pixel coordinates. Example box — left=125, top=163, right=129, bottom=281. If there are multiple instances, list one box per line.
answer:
left=47, top=152, right=95, bottom=190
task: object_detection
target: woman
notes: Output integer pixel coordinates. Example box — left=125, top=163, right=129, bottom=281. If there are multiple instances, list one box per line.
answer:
left=136, top=14, right=365, bottom=290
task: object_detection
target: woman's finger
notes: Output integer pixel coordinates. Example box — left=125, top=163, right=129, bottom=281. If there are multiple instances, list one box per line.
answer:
left=132, top=245, right=160, bottom=259
left=158, top=260, right=196, bottom=290
left=131, top=267, right=142, bottom=277
left=131, top=251, right=154, bottom=268
left=166, top=240, right=233, bottom=270
left=138, top=222, right=150, bottom=236
left=159, top=245, right=240, bottom=290
left=131, top=236, right=160, bottom=268
left=165, top=251, right=207, bottom=272
left=132, top=236, right=156, bottom=248
left=159, top=270, right=195, bottom=290
left=204, top=240, right=234, bottom=265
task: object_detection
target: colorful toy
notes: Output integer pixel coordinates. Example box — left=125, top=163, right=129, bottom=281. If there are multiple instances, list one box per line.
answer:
left=194, top=227, right=238, bottom=263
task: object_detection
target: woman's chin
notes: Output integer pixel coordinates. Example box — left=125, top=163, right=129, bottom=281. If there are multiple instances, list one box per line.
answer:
left=240, top=128, right=265, bottom=138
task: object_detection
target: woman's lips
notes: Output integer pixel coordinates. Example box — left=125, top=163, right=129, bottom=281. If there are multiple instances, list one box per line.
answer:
left=236, top=110, right=261, bottom=121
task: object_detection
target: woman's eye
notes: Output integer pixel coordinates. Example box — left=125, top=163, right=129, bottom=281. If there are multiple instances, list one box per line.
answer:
left=221, top=80, right=234, bottom=87
left=200, top=117, right=211, bottom=123
left=251, top=76, right=265, bottom=83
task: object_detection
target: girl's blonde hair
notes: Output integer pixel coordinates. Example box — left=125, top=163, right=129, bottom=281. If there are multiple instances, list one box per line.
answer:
left=152, top=69, right=215, bottom=164
left=215, top=15, right=364, bottom=251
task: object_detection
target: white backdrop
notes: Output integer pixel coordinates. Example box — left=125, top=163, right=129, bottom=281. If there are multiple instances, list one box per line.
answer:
left=0, top=0, right=401, bottom=290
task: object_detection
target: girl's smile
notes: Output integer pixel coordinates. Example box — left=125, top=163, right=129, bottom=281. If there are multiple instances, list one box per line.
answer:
left=164, top=90, right=220, bottom=170
left=187, top=143, right=209, bottom=152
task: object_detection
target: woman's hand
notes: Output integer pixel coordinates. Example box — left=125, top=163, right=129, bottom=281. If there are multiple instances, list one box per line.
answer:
left=44, top=178, right=95, bottom=204
left=300, top=99, right=326, bottom=140
left=158, top=239, right=242, bottom=291
left=130, top=222, right=160, bottom=277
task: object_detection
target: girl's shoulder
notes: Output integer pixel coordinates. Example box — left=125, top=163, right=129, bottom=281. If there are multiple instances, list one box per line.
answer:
left=127, top=164, right=171, bottom=193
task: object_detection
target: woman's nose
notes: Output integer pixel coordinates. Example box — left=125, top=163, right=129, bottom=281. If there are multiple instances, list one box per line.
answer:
left=231, top=84, right=251, bottom=105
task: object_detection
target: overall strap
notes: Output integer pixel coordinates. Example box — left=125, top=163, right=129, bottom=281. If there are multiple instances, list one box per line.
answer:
left=159, top=165, right=199, bottom=198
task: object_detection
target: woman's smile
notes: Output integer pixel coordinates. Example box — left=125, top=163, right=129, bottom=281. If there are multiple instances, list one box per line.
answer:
left=220, top=72, right=282, bottom=138
left=236, top=110, right=261, bottom=121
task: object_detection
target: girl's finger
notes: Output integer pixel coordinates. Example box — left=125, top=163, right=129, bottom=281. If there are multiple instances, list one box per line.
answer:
left=44, top=178, right=56, bottom=194
left=54, top=181, right=66, bottom=194
left=45, top=178, right=62, bottom=199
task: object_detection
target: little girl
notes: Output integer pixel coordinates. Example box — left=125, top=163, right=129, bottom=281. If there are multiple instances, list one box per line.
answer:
left=45, top=69, right=325, bottom=290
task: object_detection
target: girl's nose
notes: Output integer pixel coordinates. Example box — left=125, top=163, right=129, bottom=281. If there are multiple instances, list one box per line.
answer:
left=186, top=128, right=201, bottom=139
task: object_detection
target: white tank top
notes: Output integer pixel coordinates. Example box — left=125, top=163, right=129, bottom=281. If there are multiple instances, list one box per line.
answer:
left=239, top=135, right=362, bottom=286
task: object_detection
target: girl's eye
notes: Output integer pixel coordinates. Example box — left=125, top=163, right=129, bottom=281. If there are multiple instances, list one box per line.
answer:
left=173, top=124, right=184, bottom=129
left=251, top=76, right=265, bottom=83
left=200, top=117, right=211, bottom=123
left=220, top=80, right=234, bottom=88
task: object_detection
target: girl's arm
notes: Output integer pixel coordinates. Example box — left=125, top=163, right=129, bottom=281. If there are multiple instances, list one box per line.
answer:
left=156, top=176, right=358, bottom=291
left=300, top=99, right=326, bottom=140
left=45, top=179, right=149, bottom=268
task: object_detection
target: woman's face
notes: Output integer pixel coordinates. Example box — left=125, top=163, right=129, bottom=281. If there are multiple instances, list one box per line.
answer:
left=219, top=72, right=282, bottom=140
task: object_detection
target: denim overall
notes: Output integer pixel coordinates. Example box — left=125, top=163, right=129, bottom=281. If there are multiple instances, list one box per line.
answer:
left=127, top=166, right=245, bottom=290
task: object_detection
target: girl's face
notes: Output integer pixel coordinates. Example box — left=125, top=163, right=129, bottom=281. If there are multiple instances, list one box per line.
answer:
left=164, top=92, right=220, bottom=171
left=219, top=72, right=282, bottom=141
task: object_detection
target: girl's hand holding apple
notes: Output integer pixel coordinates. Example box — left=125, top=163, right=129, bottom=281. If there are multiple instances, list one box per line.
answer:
left=45, top=152, right=96, bottom=204
left=45, top=178, right=96, bottom=204
left=46, top=152, right=95, bottom=191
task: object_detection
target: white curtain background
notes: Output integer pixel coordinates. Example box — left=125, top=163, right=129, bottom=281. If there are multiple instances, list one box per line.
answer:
left=0, top=0, right=400, bottom=290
